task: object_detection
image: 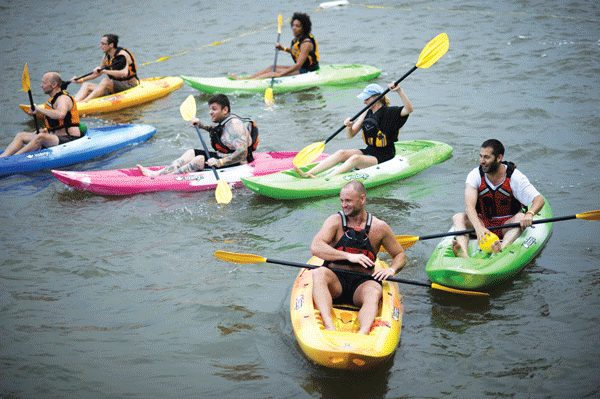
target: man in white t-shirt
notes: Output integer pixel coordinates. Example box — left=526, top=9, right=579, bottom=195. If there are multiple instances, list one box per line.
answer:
left=452, top=139, right=545, bottom=257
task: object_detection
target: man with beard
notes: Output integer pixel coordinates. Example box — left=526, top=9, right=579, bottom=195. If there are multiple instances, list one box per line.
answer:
left=310, top=180, right=406, bottom=334
left=451, top=139, right=545, bottom=257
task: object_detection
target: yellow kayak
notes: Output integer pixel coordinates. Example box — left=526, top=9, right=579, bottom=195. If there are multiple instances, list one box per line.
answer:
left=290, top=257, right=402, bottom=370
left=20, top=76, right=183, bottom=116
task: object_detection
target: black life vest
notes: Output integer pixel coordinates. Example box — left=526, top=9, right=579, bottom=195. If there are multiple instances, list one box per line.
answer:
left=44, top=90, right=80, bottom=134
left=209, top=114, right=259, bottom=163
left=361, top=107, right=397, bottom=148
left=476, top=161, right=525, bottom=219
left=290, top=34, right=319, bottom=72
left=104, top=47, right=138, bottom=81
left=325, top=211, right=377, bottom=269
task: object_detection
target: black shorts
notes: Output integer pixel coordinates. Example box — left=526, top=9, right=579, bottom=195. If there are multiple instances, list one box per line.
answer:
left=360, top=146, right=395, bottom=164
left=57, top=135, right=81, bottom=145
left=193, top=149, right=240, bottom=168
left=193, top=149, right=218, bottom=159
left=329, top=267, right=381, bottom=305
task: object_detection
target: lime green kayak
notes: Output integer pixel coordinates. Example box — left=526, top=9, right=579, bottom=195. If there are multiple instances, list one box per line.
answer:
left=425, top=197, right=553, bottom=290
left=180, top=64, right=381, bottom=94
left=240, top=140, right=453, bottom=200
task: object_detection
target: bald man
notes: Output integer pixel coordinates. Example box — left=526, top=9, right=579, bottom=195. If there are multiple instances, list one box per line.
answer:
left=2, top=72, right=81, bottom=157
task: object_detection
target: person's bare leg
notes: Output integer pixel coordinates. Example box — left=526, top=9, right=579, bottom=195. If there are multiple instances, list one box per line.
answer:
left=354, top=281, right=383, bottom=335
left=312, top=267, right=342, bottom=331
left=452, top=213, right=471, bottom=258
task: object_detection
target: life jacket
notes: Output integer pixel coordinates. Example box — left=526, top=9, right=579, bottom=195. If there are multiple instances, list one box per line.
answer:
left=361, top=107, right=397, bottom=148
left=104, top=47, right=138, bottom=81
left=325, top=211, right=377, bottom=269
left=290, top=34, right=319, bottom=72
left=44, top=90, right=80, bottom=135
left=476, top=161, right=525, bottom=220
left=209, top=114, right=259, bottom=163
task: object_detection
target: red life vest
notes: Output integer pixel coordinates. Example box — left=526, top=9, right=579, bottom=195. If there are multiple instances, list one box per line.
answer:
left=476, top=161, right=525, bottom=220
left=325, top=211, right=377, bottom=269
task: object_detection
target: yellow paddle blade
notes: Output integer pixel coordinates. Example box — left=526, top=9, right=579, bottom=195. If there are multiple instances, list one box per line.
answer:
left=377, top=235, right=418, bottom=252
left=214, top=250, right=267, bottom=264
left=264, top=87, right=274, bottom=107
left=395, top=235, right=420, bottom=249
left=277, top=14, right=283, bottom=34
left=215, top=180, right=233, bottom=204
left=416, top=32, right=449, bottom=69
left=293, top=141, right=325, bottom=167
left=431, top=283, right=490, bottom=297
left=22, top=63, right=31, bottom=92
left=180, top=95, right=197, bottom=121
left=576, top=210, right=600, bottom=220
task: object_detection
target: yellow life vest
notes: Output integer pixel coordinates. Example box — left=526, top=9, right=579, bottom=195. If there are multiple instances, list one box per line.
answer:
left=290, top=34, right=319, bottom=72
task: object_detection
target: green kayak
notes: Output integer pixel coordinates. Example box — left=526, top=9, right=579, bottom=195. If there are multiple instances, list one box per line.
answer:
left=240, top=140, right=453, bottom=200
left=180, top=64, right=381, bottom=94
left=425, top=197, right=553, bottom=290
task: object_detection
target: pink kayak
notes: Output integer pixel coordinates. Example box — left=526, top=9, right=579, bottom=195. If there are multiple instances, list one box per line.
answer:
left=51, top=151, right=328, bottom=196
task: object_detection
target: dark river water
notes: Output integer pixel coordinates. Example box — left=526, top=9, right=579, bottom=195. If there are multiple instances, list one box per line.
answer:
left=1, top=0, right=599, bottom=398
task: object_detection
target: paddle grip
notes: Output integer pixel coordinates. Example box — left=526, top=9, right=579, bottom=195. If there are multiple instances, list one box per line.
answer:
left=324, top=65, right=418, bottom=144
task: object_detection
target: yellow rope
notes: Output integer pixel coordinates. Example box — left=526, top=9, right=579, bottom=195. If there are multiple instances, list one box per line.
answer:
left=141, top=3, right=596, bottom=66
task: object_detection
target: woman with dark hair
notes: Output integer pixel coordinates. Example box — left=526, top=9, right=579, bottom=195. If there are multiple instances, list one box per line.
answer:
left=229, top=12, right=319, bottom=80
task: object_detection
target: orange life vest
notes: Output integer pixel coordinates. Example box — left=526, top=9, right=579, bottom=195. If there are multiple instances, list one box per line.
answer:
left=44, top=91, right=80, bottom=133
left=104, top=47, right=138, bottom=81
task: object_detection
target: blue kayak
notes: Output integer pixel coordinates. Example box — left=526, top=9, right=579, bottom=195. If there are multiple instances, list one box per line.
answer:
left=0, top=124, right=156, bottom=176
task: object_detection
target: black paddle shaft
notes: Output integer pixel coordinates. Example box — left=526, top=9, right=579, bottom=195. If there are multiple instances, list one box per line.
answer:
left=27, top=90, right=39, bottom=133
left=266, top=256, right=431, bottom=288
left=323, top=65, right=418, bottom=144
left=419, top=214, right=577, bottom=241
left=193, top=125, right=221, bottom=181
left=61, top=56, right=127, bottom=90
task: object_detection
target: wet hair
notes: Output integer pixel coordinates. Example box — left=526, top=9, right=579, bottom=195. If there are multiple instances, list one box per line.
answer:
left=481, top=139, right=505, bottom=157
left=292, top=12, right=312, bottom=35
left=342, top=180, right=366, bottom=196
left=208, top=94, right=230, bottom=113
left=103, top=34, right=119, bottom=47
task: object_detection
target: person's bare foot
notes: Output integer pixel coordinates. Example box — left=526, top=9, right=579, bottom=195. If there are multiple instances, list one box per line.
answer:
left=227, top=73, right=242, bottom=80
left=452, top=239, right=468, bottom=258
left=293, top=165, right=316, bottom=179
left=491, top=239, right=502, bottom=254
left=136, top=164, right=159, bottom=176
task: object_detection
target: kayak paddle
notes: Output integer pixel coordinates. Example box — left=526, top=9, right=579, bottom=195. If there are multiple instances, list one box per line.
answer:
left=292, top=32, right=449, bottom=167
left=214, top=250, right=489, bottom=297
left=395, top=210, right=600, bottom=250
left=179, top=95, right=233, bottom=204
left=61, top=56, right=127, bottom=90
left=264, top=14, right=283, bottom=107
left=21, top=63, right=39, bottom=133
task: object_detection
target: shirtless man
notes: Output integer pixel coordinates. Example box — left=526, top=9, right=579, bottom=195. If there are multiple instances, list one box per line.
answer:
left=310, top=180, right=406, bottom=334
